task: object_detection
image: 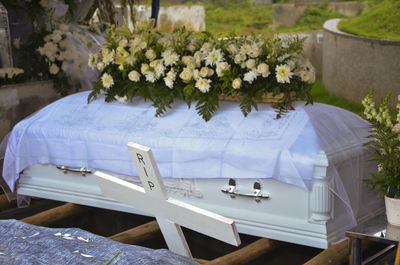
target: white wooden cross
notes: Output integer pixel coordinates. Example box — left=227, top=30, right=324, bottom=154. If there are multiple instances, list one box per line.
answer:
left=94, top=142, right=241, bottom=257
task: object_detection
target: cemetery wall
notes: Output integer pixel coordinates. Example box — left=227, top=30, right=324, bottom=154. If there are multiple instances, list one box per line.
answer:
left=0, top=81, right=58, bottom=141
left=323, top=19, right=400, bottom=107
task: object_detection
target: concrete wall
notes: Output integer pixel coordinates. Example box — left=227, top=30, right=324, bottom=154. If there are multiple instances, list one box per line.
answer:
left=135, top=5, right=205, bottom=32
left=322, top=19, right=400, bottom=107
left=0, top=81, right=58, bottom=141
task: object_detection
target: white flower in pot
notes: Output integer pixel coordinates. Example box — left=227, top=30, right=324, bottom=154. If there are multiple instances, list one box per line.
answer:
left=362, top=92, right=400, bottom=226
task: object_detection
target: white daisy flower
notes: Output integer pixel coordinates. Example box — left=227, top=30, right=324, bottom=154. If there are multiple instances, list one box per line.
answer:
left=101, top=73, right=114, bottom=89
left=205, top=48, right=223, bottom=66
left=275, top=64, right=293, bottom=84
left=243, top=71, right=259, bottom=84
left=195, top=78, right=211, bottom=93
left=162, top=49, right=179, bottom=66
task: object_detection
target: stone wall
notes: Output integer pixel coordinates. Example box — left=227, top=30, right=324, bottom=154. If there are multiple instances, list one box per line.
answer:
left=135, top=5, right=205, bottom=32
left=322, top=19, right=400, bottom=107
left=0, top=81, right=59, bottom=141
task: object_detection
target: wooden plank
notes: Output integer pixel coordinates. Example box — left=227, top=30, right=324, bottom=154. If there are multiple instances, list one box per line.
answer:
left=0, top=193, right=15, bottom=211
left=21, top=203, right=90, bottom=226
left=395, top=243, right=400, bottom=265
left=304, top=240, right=349, bottom=265
left=205, top=238, right=281, bottom=265
left=109, top=220, right=161, bottom=244
left=304, top=239, right=376, bottom=265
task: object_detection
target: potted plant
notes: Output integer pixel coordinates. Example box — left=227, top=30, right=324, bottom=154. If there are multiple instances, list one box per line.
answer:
left=362, top=92, right=400, bottom=226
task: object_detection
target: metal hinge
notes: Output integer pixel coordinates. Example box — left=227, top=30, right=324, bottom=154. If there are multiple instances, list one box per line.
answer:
left=221, top=178, right=270, bottom=202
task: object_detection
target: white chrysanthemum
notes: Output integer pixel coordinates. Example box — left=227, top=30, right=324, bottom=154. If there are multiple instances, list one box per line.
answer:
left=128, top=70, right=140, bottom=82
left=195, top=78, right=211, bottom=93
left=150, top=60, right=165, bottom=78
left=232, top=78, right=242, bottom=89
left=162, top=50, right=179, bottom=66
left=257, top=63, right=270, bottom=78
left=101, top=73, right=114, bottom=89
left=145, top=49, right=157, bottom=61
left=240, top=44, right=252, bottom=55
left=205, top=48, right=223, bottom=66
left=115, top=95, right=128, bottom=104
left=49, top=64, right=59, bottom=75
left=144, top=71, right=156, bottom=83
left=243, top=71, right=259, bottom=84
left=164, top=77, right=174, bottom=89
left=179, top=68, right=193, bottom=82
left=275, top=64, right=293, bottom=84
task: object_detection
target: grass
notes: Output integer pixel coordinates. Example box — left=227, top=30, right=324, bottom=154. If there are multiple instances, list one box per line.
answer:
left=311, top=79, right=364, bottom=116
left=204, top=2, right=273, bottom=37
left=278, top=5, right=344, bottom=33
left=155, top=1, right=345, bottom=36
left=338, top=0, right=400, bottom=41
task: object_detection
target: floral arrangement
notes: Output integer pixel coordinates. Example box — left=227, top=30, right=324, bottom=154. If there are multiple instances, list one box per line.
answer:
left=362, top=92, right=400, bottom=198
left=0, top=67, right=25, bottom=85
left=38, top=23, right=104, bottom=95
left=88, top=20, right=315, bottom=121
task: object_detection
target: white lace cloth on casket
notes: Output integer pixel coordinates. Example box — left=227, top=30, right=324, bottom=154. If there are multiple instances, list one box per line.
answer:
left=2, top=91, right=379, bottom=228
left=3, top=91, right=321, bottom=191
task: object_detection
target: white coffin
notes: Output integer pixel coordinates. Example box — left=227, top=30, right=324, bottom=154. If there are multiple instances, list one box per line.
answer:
left=17, top=147, right=383, bottom=249
left=2, top=92, right=384, bottom=249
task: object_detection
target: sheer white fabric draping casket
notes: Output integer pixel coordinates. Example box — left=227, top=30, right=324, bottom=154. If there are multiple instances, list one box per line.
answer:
left=1, top=91, right=383, bottom=248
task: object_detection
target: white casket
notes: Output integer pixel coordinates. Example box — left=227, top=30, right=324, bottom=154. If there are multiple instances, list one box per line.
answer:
left=1, top=91, right=383, bottom=249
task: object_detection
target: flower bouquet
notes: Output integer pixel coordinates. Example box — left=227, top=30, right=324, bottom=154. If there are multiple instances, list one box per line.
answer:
left=88, top=20, right=315, bottom=121
left=362, top=92, right=400, bottom=198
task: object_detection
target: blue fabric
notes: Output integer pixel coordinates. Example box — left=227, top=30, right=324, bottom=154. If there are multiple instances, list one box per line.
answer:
left=0, top=219, right=198, bottom=265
